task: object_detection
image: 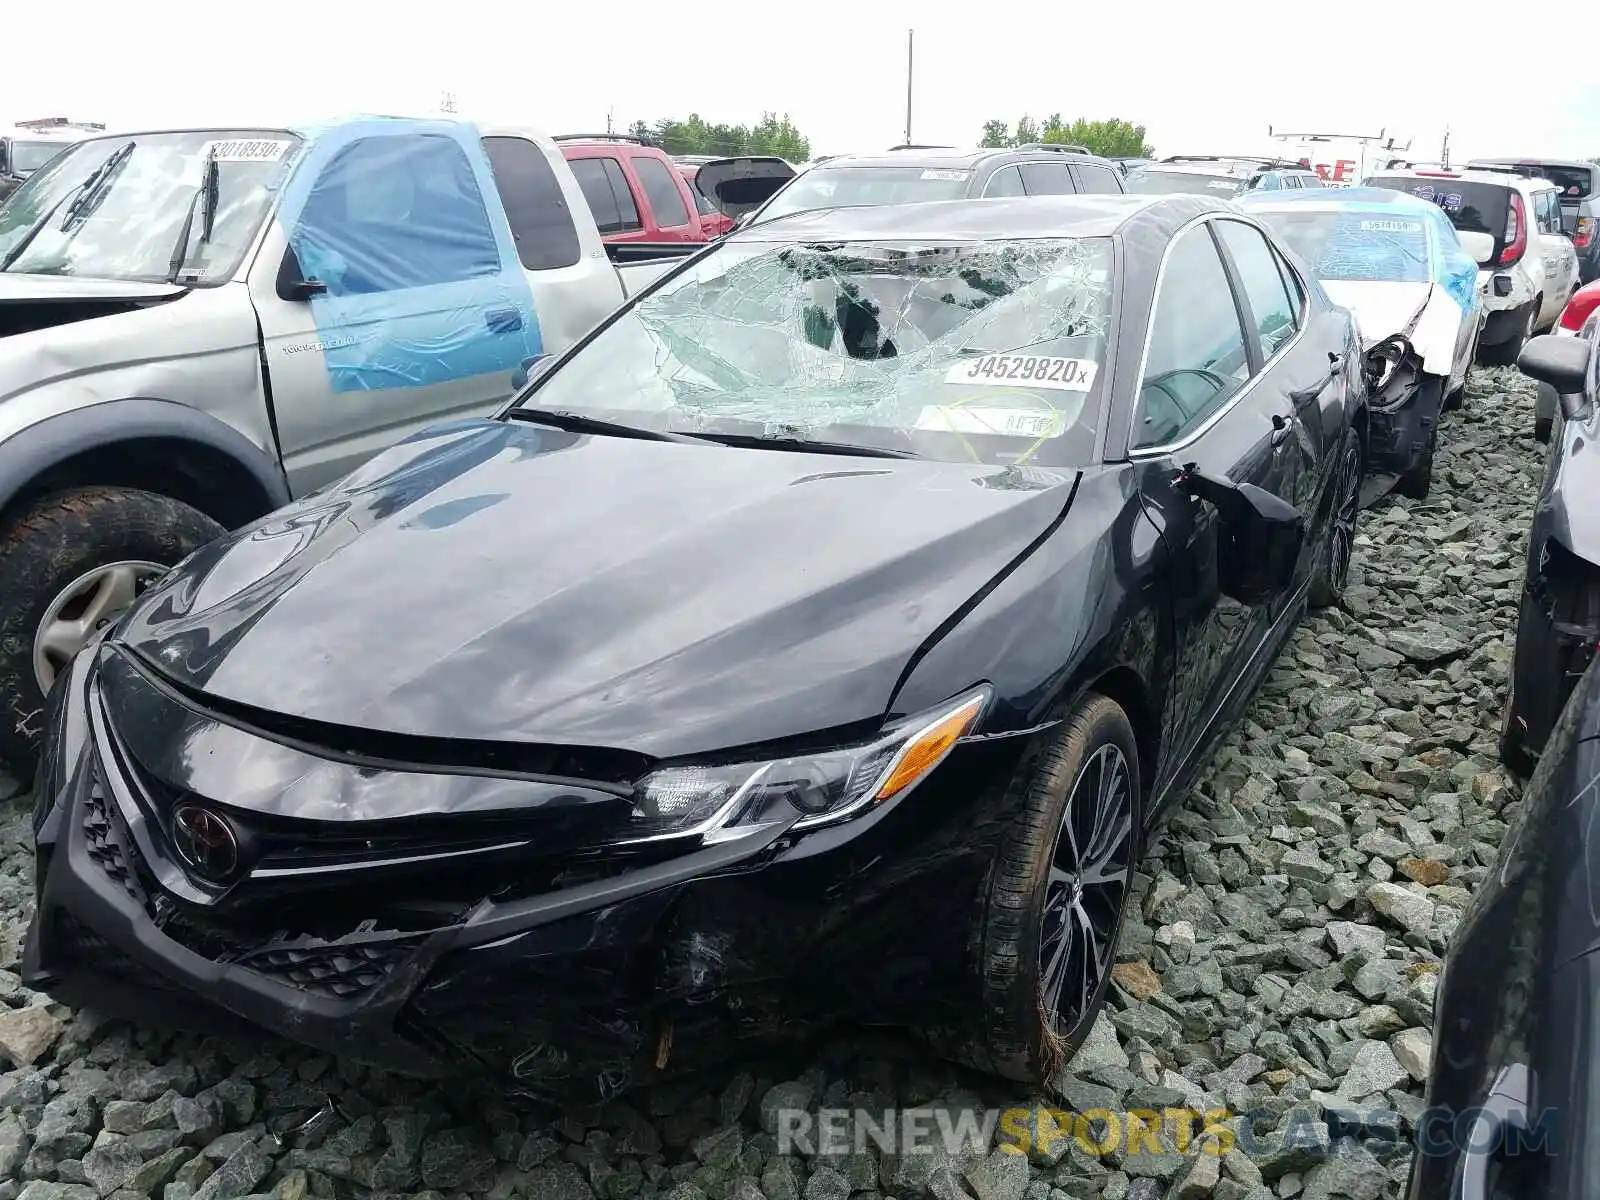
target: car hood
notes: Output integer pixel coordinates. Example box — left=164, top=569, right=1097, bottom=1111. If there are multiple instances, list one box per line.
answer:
left=1319, top=280, right=1432, bottom=347
left=113, top=419, right=1075, bottom=759
left=0, top=273, right=188, bottom=303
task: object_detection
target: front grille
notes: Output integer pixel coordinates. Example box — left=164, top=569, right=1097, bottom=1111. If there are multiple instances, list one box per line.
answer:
left=234, top=935, right=419, bottom=1000
left=53, top=911, right=182, bottom=992
left=80, top=772, right=146, bottom=905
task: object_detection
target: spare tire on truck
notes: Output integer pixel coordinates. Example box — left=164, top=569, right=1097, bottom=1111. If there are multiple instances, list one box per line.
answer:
left=0, top=487, right=224, bottom=772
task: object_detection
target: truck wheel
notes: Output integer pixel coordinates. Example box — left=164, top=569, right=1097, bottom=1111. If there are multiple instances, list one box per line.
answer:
left=930, top=693, right=1142, bottom=1083
left=0, top=487, right=224, bottom=771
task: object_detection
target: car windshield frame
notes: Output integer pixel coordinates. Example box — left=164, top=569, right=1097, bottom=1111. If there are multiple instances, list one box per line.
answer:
left=1254, top=208, right=1434, bottom=284
left=1124, top=168, right=1242, bottom=197
left=0, top=129, right=301, bottom=286
left=754, top=165, right=977, bottom=224
left=512, top=232, right=1117, bottom=470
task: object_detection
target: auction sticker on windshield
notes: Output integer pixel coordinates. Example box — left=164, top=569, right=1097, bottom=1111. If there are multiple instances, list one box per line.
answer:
left=915, top=405, right=1064, bottom=438
left=1360, top=219, right=1424, bottom=234
left=945, top=354, right=1098, bottom=390
left=202, top=139, right=292, bottom=163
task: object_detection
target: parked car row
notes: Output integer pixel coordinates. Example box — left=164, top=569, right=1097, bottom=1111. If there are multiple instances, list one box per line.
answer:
left=4, top=117, right=1595, bottom=1193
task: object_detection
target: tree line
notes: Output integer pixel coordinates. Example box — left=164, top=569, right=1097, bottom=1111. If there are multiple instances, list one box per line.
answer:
left=624, top=114, right=810, bottom=162
left=979, top=116, right=1154, bottom=158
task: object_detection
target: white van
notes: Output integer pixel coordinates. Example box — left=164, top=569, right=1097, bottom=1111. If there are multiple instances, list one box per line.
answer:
left=1364, top=167, right=1578, bottom=365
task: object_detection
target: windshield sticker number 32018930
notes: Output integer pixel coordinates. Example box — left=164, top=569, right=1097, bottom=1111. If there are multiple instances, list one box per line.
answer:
left=946, top=354, right=1098, bottom=391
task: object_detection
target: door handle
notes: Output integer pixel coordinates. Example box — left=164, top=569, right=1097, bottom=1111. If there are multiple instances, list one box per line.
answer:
left=486, top=308, right=524, bottom=334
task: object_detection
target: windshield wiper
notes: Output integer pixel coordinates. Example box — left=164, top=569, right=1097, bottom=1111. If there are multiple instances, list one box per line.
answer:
left=506, top=408, right=716, bottom=445
left=0, top=141, right=135, bottom=273
left=168, top=144, right=220, bottom=284
left=694, top=432, right=920, bottom=459
left=59, top=140, right=135, bottom=232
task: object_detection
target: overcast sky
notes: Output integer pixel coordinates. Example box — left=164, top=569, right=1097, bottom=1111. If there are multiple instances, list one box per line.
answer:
left=8, top=1, right=1599, bottom=165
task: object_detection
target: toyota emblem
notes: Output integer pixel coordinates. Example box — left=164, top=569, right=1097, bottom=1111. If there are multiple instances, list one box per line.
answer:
left=169, top=803, right=240, bottom=883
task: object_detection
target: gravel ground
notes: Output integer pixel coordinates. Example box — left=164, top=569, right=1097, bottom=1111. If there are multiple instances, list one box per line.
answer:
left=0, top=366, right=1544, bottom=1200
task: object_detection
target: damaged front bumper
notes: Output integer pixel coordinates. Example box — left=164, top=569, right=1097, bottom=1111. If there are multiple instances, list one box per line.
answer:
left=23, top=650, right=1021, bottom=1102
left=1362, top=334, right=1443, bottom=478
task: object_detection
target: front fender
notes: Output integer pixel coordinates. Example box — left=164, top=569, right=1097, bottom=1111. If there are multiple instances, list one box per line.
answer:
left=0, top=398, right=291, bottom=523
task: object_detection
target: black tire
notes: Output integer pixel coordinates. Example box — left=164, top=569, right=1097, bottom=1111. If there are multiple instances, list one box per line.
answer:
left=1534, top=415, right=1553, bottom=444
left=0, top=487, right=223, bottom=771
left=1478, top=302, right=1536, bottom=368
left=935, top=693, right=1142, bottom=1083
left=1310, top=426, right=1362, bottom=608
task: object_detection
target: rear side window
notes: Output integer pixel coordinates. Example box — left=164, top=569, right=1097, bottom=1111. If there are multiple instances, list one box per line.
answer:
left=1367, top=176, right=1510, bottom=240
left=1482, top=162, right=1594, bottom=201
left=633, top=156, right=692, bottom=229
left=1073, top=163, right=1122, bottom=193
left=482, top=137, right=580, bottom=271
left=570, top=157, right=642, bottom=234
left=1020, top=163, right=1075, bottom=195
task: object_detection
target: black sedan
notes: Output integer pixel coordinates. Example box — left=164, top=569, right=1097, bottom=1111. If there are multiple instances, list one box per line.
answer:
left=23, top=194, right=1370, bottom=1101
left=1499, top=329, right=1600, bottom=777
left=1410, top=653, right=1600, bottom=1199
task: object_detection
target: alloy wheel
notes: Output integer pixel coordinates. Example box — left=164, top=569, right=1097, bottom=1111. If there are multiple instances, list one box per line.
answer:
left=1329, top=439, right=1362, bottom=593
left=1039, top=743, right=1135, bottom=1032
left=32, top=560, right=166, bottom=693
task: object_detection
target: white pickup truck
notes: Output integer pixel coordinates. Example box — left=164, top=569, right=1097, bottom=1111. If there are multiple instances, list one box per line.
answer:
left=0, top=117, right=697, bottom=766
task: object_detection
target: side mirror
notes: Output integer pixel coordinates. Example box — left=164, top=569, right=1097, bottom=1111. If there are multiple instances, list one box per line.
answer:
left=1519, top=334, right=1591, bottom=421
left=1457, top=230, right=1496, bottom=266
left=275, top=245, right=328, bottom=302
left=1176, top=466, right=1305, bottom=607
left=512, top=354, right=553, bottom=391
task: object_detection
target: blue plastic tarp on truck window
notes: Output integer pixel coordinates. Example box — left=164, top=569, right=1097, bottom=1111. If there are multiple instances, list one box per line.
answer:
left=273, top=116, right=542, bottom=394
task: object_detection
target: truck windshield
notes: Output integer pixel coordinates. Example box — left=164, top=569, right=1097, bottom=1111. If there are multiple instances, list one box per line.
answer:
left=1255, top=211, right=1432, bottom=284
left=1124, top=168, right=1242, bottom=197
left=11, top=139, right=69, bottom=174
left=756, top=166, right=974, bottom=223
left=515, top=234, right=1114, bottom=468
left=0, top=130, right=298, bottom=285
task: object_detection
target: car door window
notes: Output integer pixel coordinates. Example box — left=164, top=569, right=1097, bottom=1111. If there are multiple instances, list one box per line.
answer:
left=983, top=166, right=1025, bottom=197
left=603, top=159, right=643, bottom=231
left=633, top=156, right=692, bottom=229
left=1073, top=163, right=1122, bottom=193
left=1020, top=163, right=1075, bottom=195
left=1216, top=219, right=1299, bottom=360
left=293, top=133, right=500, bottom=295
left=481, top=137, right=581, bottom=270
left=571, top=158, right=623, bottom=234
left=1134, top=223, right=1252, bottom=449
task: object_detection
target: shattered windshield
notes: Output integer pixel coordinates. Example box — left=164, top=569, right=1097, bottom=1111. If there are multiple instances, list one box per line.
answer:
left=756, top=166, right=974, bottom=223
left=520, top=235, right=1114, bottom=467
left=0, top=130, right=298, bottom=284
left=1256, top=211, right=1431, bottom=283
left=1124, top=168, right=1242, bottom=197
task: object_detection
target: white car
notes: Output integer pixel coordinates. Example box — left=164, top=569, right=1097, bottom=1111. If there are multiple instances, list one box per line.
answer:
left=1365, top=167, right=1578, bottom=365
left=1239, top=187, right=1484, bottom=500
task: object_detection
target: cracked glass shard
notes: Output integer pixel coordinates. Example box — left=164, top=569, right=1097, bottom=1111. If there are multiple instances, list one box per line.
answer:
left=524, top=236, right=1114, bottom=467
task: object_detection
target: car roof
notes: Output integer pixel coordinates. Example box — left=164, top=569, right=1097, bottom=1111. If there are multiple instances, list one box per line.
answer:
left=1238, top=186, right=1436, bottom=213
left=810, top=146, right=1111, bottom=171
left=1470, top=155, right=1592, bottom=169
left=1367, top=166, right=1552, bottom=190
left=726, top=193, right=1221, bottom=243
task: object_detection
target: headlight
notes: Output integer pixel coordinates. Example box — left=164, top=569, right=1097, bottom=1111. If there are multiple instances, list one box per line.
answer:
left=625, top=686, right=991, bottom=842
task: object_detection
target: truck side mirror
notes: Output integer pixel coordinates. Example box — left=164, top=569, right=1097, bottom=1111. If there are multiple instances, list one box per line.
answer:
left=275, top=245, right=329, bottom=302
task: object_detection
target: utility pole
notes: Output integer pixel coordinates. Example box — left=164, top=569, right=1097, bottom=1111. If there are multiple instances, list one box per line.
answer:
left=904, top=30, right=914, bottom=145
left=1440, top=125, right=1451, bottom=169
left=606, top=108, right=614, bottom=135
left=438, top=91, right=457, bottom=115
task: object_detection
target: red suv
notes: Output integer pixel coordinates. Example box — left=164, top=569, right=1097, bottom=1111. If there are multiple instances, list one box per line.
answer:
left=556, top=135, right=710, bottom=243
